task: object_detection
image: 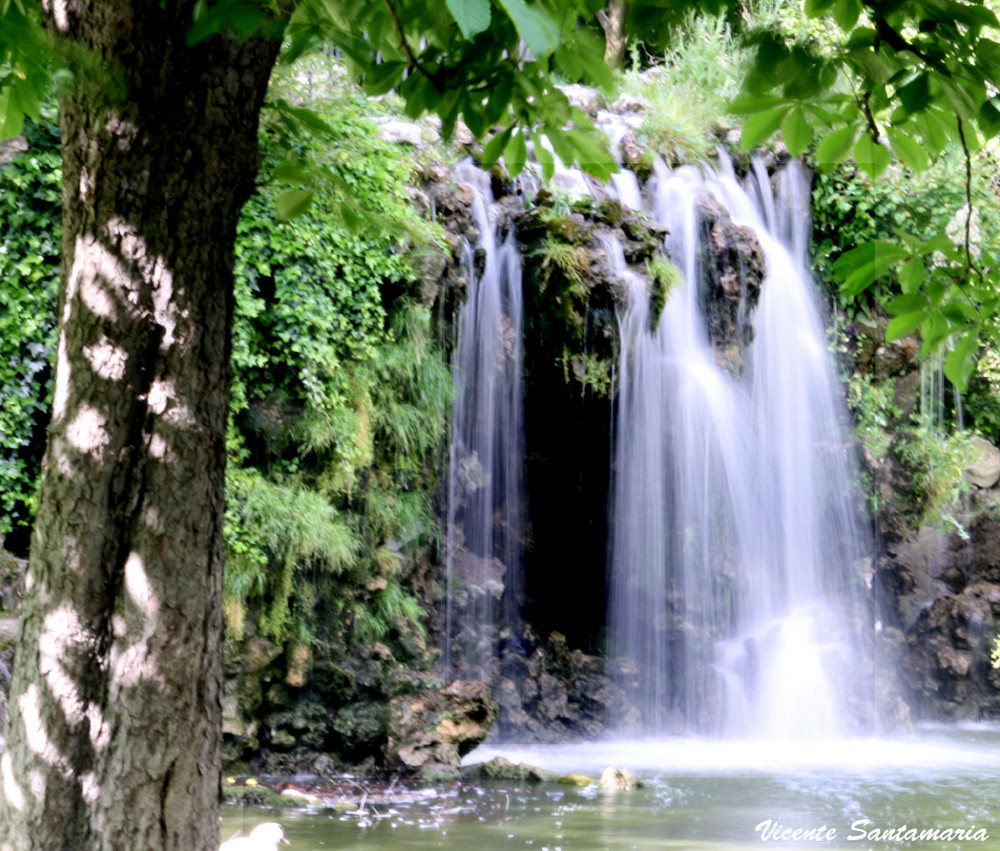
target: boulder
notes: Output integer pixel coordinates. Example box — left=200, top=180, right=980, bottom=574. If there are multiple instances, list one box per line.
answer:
left=599, top=766, right=643, bottom=790
left=965, top=436, right=1000, bottom=488
left=557, top=84, right=601, bottom=116
left=377, top=118, right=426, bottom=147
left=385, top=680, right=497, bottom=780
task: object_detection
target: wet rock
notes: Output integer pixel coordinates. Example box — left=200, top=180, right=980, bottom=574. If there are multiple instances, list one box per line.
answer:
left=965, top=436, right=1000, bottom=488
left=898, top=579, right=1000, bottom=719
left=612, top=93, right=649, bottom=115
left=377, top=118, right=426, bottom=147
left=462, top=755, right=555, bottom=781
left=557, top=773, right=596, bottom=786
left=695, top=193, right=766, bottom=360
left=490, top=629, right=641, bottom=742
left=557, top=84, right=601, bottom=116
left=331, top=701, right=387, bottom=759
left=599, top=766, right=643, bottom=790
left=385, top=680, right=498, bottom=780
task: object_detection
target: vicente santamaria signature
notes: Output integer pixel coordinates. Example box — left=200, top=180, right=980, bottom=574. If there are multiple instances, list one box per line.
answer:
left=754, top=818, right=989, bottom=843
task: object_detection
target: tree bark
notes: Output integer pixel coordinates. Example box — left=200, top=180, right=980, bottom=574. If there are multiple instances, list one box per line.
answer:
left=597, top=0, right=627, bottom=69
left=0, top=4, right=281, bottom=849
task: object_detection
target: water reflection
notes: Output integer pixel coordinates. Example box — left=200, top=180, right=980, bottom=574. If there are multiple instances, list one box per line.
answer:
left=222, top=727, right=1000, bottom=849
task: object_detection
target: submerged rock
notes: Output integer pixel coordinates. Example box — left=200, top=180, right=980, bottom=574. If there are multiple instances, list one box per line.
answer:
left=385, top=680, right=498, bottom=780
left=462, top=755, right=556, bottom=782
left=599, top=766, right=643, bottom=790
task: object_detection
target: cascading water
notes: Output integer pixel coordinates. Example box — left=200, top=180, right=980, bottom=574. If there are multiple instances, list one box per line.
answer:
left=609, top=154, right=874, bottom=739
left=444, top=162, right=525, bottom=683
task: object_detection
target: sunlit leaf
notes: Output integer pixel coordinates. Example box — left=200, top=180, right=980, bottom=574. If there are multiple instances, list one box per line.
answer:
left=886, top=126, right=928, bottom=171
left=740, top=105, right=789, bottom=150
left=815, top=124, right=858, bottom=164
left=275, top=188, right=316, bottom=221
left=782, top=105, right=812, bottom=155
left=496, top=0, right=559, bottom=56
left=445, top=0, right=491, bottom=39
left=854, top=133, right=890, bottom=176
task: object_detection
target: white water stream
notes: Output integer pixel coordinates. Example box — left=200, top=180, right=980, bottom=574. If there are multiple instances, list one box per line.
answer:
left=444, top=162, right=525, bottom=681
left=609, top=154, right=873, bottom=738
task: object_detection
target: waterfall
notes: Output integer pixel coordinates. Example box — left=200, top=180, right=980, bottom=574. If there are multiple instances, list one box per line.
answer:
left=609, top=154, right=874, bottom=739
left=444, top=162, right=525, bottom=682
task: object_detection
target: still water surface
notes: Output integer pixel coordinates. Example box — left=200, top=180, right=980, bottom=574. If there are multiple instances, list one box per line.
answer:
left=221, top=726, right=1000, bottom=850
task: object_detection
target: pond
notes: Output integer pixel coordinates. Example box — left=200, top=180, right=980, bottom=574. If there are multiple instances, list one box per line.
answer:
left=221, top=725, right=1000, bottom=850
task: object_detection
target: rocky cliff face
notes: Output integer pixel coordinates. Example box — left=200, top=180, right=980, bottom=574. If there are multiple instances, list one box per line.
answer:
left=878, top=498, right=1000, bottom=721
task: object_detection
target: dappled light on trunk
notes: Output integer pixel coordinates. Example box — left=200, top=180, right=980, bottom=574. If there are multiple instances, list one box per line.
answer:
left=0, top=3, right=283, bottom=848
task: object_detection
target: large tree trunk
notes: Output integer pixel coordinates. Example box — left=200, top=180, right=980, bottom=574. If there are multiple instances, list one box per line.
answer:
left=0, top=4, right=281, bottom=849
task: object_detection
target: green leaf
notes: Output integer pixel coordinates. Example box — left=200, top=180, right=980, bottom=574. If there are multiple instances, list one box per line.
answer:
left=533, top=131, right=555, bottom=180
left=886, top=126, right=928, bottom=172
left=886, top=292, right=930, bottom=315
left=0, top=90, right=24, bottom=139
left=496, top=0, right=559, bottom=56
left=740, top=105, right=790, bottom=150
left=365, top=61, right=405, bottom=96
left=896, top=71, right=931, bottom=114
left=275, top=188, right=316, bottom=221
left=899, top=257, right=925, bottom=293
left=919, top=233, right=955, bottom=254
left=482, top=126, right=513, bottom=166
left=504, top=128, right=528, bottom=176
left=921, top=313, right=954, bottom=351
left=728, top=93, right=787, bottom=115
left=555, top=44, right=584, bottom=82
left=782, top=106, right=812, bottom=155
left=483, top=73, right=514, bottom=127
left=833, top=0, right=861, bottom=30
left=445, top=0, right=491, bottom=39
left=805, top=0, right=837, bottom=17
left=885, top=311, right=929, bottom=340
left=566, top=127, right=614, bottom=179
left=815, top=124, right=858, bottom=164
left=979, top=98, right=1000, bottom=138
left=834, top=240, right=909, bottom=295
left=854, top=133, right=890, bottom=176
left=272, top=157, right=313, bottom=184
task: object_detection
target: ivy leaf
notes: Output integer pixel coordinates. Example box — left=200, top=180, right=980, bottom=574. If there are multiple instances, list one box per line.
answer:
left=782, top=106, right=812, bottom=155
left=496, top=0, right=559, bottom=57
left=445, top=0, right=491, bottom=40
left=740, top=105, right=789, bottom=150
left=815, top=124, right=858, bottom=164
left=886, top=126, right=929, bottom=172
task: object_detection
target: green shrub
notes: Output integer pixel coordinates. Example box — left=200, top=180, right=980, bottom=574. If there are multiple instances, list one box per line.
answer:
left=0, top=121, right=61, bottom=537
left=619, top=12, right=747, bottom=163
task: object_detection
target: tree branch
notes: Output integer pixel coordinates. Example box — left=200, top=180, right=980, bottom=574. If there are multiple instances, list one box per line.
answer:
left=955, top=116, right=982, bottom=281
left=382, top=0, right=441, bottom=90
